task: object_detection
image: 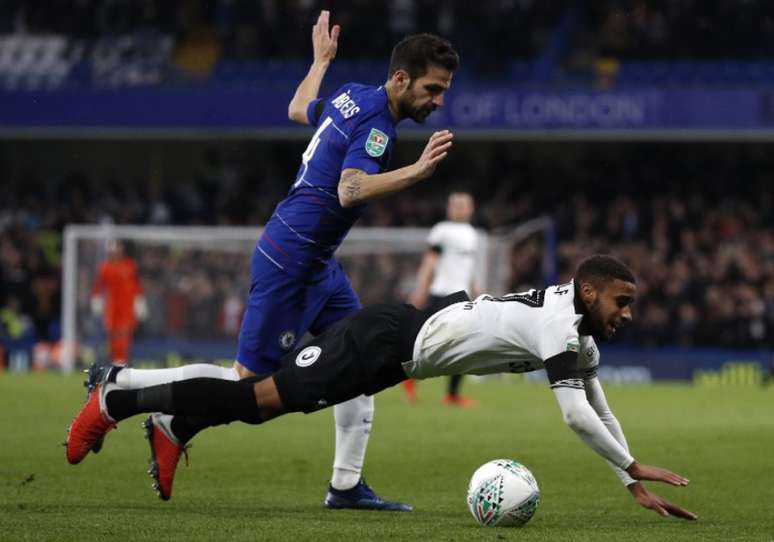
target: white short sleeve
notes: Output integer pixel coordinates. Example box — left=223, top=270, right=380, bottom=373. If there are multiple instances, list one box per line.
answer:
left=427, top=223, right=444, bottom=248
left=535, top=315, right=581, bottom=362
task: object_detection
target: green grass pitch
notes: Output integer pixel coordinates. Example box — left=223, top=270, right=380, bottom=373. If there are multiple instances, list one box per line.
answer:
left=1, top=372, right=772, bottom=541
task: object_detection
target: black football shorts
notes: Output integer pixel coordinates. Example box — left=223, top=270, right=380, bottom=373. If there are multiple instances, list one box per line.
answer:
left=273, top=303, right=419, bottom=413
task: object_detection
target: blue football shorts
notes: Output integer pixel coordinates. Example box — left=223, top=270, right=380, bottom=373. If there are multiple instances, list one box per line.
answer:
left=235, top=253, right=361, bottom=375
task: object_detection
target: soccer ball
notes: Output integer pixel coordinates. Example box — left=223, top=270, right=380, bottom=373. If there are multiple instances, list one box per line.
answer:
left=466, top=459, right=540, bottom=527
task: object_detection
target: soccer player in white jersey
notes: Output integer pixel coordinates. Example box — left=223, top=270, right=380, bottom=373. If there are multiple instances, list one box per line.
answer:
left=66, top=254, right=698, bottom=520
left=406, top=190, right=480, bottom=405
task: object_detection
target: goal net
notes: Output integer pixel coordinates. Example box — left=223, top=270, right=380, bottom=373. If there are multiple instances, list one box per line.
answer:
left=60, top=219, right=555, bottom=372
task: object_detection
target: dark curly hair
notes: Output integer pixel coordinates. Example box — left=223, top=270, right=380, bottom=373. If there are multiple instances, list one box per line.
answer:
left=575, top=254, right=635, bottom=287
left=387, top=33, right=459, bottom=81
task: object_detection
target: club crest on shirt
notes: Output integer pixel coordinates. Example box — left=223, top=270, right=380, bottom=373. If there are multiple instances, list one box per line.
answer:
left=279, top=330, right=296, bottom=350
left=365, top=128, right=389, bottom=157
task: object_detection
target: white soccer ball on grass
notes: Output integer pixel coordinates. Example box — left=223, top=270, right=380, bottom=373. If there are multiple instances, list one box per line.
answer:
left=466, top=459, right=540, bottom=527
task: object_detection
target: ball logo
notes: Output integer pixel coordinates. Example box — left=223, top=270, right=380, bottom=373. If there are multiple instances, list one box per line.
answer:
left=279, top=330, right=296, bottom=350
left=296, top=346, right=322, bottom=367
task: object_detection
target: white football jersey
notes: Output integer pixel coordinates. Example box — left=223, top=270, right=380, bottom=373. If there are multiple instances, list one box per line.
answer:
left=403, top=281, right=600, bottom=379
left=427, top=221, right=479, bottom=296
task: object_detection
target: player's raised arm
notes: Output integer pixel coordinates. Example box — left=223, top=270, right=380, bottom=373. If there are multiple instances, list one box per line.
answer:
left=288, top=10, right=340, bottom=125
left=337, top=130, right=454, bottom=208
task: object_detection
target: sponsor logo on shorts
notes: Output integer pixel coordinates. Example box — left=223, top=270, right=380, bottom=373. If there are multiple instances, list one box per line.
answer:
left=296, top=346, right=322, bottom=367
left=279, top=330, right=296, bottom=350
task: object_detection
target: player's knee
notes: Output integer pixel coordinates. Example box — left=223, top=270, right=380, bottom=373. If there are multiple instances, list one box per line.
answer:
left=234, top=360, right=257, bottom=379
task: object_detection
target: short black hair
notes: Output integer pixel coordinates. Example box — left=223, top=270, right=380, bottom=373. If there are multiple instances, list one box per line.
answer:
left=447, top=185, right=473, bottom=198
left=388, top=33, right=459, bottom=80
left=574, top=254, right=635, bottom=287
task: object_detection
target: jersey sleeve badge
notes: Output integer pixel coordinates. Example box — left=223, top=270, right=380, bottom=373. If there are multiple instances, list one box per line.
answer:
left=566, top=339, right=580, bottom=353
left=365, top=128, right=389, bottom=157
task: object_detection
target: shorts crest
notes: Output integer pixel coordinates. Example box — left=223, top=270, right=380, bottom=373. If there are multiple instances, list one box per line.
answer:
left=296, top=346, right=322, bottom=367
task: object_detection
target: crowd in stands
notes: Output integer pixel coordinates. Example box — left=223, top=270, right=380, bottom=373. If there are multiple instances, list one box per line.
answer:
left=3, top=0, right=773, bottom=88
left=581, top=0, right=774, bottom=60
left=8, top=0, right=772, bottom=59
left=0, top=0, right=561, bottom=62
left=1, top=141, right=772, bottom=365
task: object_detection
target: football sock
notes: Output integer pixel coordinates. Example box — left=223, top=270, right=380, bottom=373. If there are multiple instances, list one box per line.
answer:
left=105, top=378, right=263, bottom=424
left=448, top=374, right=463, bottom=397
left=170, top=415, right=228, bottom=444
left=332, top=394, right=373, bottom=490
left=114, top=364, right=239, bottom=389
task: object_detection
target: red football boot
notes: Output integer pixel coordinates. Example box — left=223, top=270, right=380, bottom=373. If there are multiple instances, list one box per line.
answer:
left=443, top=393, right=479, bottom=408
left=144, top=414, right=189, bottom=501
left=66, top=378, right=117, bottom=464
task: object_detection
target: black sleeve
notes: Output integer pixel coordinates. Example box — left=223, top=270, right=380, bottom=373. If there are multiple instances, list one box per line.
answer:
left=544, top=351, right=584, bottom=390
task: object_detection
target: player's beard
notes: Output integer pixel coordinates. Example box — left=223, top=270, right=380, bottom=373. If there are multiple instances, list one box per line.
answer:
left=398, top=93, right=436, bottom=123
left=586, top=299, right=612, bottom=341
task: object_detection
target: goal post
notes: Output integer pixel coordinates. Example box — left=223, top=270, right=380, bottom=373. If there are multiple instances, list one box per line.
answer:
left=60, top=219, right=555, bottom=372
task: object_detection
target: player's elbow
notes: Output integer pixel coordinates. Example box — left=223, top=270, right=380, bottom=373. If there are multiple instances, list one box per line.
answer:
left=337, top=187, right=356, bottom=208
left=562, top=407, right=591, bottom=433
left=288, top=102, right=309, bottom=125
left=337, top=182, right=362, bottom=208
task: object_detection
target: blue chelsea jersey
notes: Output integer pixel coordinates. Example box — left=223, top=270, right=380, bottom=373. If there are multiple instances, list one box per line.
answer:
left=258, top=83, right=397, bottom=278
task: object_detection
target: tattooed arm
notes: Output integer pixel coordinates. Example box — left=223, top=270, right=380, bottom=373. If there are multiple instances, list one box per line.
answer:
left=337, top=130, right=454, bottom=208
left=338, top=167, right=419, bottom=208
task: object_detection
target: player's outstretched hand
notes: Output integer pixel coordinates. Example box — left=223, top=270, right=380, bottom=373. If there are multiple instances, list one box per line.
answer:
left=414, top=130, right=454, bottom=181
left=626, top=461, right=689, bottom=487
left=627, top=481, right=698, bottom=520
left=312, top=10, right=340, bottom=65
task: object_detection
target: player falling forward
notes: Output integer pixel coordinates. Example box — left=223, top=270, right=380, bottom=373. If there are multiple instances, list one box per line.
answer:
left=68, top=255, right=697, bottom=520
left=67, top=10, right=458, bottom=510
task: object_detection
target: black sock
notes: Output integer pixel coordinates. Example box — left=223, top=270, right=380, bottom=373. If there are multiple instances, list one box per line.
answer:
left=448, top=374, right=463, bottom=396
left=105, top=378, right=264, bottom=428
left=170, top=415, right=232, bottom=444
left=106, top=385, right=177, bottom=422
left=106, top=366, right=123, bottom=383
left=171, top=378, right=264, bottom=423
left=107, top=378, right=264, bottom=424
left=105, top=389, right=139, bottom=422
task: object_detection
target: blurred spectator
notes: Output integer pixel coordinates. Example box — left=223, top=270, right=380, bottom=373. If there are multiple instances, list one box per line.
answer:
left=582, top=0, right=774, bottom=60
left=0, top=141, right=772, bottom=350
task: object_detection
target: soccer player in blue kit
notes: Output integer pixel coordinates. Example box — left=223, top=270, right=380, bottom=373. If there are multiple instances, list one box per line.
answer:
left=66, top=10, right=459, bottom=510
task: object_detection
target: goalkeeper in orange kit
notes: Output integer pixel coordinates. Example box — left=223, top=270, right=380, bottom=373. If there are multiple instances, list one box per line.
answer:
left=91, top=240, right=146, bottom=365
